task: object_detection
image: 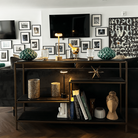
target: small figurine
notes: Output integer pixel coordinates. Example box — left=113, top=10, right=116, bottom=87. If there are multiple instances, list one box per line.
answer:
left=106, top=91, right=119, bottom=120
left=68, top=43, right=79, bottom=60
left=57, top=103, right=67, bottom=118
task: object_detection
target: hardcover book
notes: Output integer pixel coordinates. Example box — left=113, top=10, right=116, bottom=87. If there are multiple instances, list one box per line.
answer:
left=74, top=90, right=88, bottom=120
left=81, top=91, right=92, bottom=120
left=74, top=96, right=81, bottom=119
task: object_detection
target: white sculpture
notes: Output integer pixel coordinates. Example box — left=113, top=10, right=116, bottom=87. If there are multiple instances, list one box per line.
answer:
left=57, top=103, right=67, bottom=118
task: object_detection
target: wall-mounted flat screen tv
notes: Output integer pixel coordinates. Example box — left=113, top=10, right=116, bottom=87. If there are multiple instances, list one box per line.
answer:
left=0, top=20, right=16, bottom=39
left=49, top=14, right=90, bottom=38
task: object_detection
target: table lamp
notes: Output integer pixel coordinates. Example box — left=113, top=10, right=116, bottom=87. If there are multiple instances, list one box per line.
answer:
left=55, top=33, right=63, bottom=61
left=60, top=71, right=68, bottom=98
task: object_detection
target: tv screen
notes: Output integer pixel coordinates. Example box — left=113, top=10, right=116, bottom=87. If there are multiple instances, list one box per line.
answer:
left=50, top=14, right=90, bottom=38
left=0, top=20, right=16, bottom=39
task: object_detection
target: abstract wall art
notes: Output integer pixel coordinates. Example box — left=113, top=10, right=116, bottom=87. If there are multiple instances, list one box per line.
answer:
left=109, top=17, right=138, bottom=57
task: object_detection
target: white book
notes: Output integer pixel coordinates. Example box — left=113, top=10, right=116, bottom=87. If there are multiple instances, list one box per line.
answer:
left=74, top=90, right=88, bottom=120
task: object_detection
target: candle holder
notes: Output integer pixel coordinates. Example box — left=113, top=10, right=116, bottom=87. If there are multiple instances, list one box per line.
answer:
left=41, top=49, right=49, bottom=61
left=51, top=82, right=60, bottom=97
left=28, top=79, right=40, bottom=99
left=87, top=48, right=94, bottom=61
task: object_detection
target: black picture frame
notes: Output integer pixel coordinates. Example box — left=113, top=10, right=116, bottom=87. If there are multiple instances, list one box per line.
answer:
left=18, top=21, right=31, bottom=30
left=81, top=41, right=90, bottom=53
left=55, top=43, right=65, bottom=55
left=95, top=27, right=108, bottom=37
left=1, top=40, right=12, bottom=49
left=32, top=25, right=41, bottom=37
left=91, top=14, right=102, bottom=27
left=43, top=46, right=55, bottom=55
left=20, top=32, right=30, bottom=44
left=92, top=39, right=102, bottom=51
left=0, top=50, right=8, bottom=61
left=68, top=38, right=80, bottom=47
left=13, top=44, right=25, bottom=54
left=30, top=39, right=39, bottom=51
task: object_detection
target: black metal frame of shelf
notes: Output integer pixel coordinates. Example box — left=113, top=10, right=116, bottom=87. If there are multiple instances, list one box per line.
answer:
left=14, top=60, right=128, bottom=132
left=69, top=61, right=128, bottom=132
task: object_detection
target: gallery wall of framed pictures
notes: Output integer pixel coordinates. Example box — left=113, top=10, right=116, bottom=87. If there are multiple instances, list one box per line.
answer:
left=0, top=14, right=110, bottom=63
left=0, top=20, right=42, bottom=62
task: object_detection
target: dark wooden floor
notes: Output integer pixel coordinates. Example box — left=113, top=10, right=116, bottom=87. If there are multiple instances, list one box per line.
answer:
left=0, top=107, right=138, bottom=138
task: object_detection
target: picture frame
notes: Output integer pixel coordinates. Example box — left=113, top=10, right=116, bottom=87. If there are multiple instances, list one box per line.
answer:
left=30, top=39, right=39, bottom=51
left=43, top=46, right=55, bottom=55
left=95, top=27, right=108, bottom=37
left=55, top=43, right=65, bottom=55
left=92, top=39, right=102, bottom=51
left=18, top=21, right=31, bottom=30
left=0, top=50, right=8, bottom=61
left=68, top=38, right=80, bottom=47
left=81, top=41, right=90, bottom=53
left=66, top=49, right=71, bottom=59
left=1, top=40, right=12, bottom=49
left=91, top=14, right=102, bottom=27
left=20, top=32, right=30, bottom=44
left=32, top=25, right=41, bottom=37
left=13, top=44, right=25, bottom=54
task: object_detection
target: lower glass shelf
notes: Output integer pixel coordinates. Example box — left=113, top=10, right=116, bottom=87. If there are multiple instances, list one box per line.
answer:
left=17, top=111, right=125, bottom=124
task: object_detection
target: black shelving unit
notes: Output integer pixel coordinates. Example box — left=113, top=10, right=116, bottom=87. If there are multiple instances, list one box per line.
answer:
left=14, top=59, right=128, bottom=132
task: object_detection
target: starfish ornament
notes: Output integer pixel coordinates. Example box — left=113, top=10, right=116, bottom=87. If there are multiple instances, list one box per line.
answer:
left=88, top=66, right=104, bottom=79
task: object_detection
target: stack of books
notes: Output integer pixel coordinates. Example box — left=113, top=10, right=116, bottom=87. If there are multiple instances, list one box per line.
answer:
left=71, top=90, right=92, bottom=120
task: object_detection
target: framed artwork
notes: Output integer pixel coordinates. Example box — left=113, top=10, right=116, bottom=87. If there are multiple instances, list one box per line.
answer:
left=30, top=39, right=39, bottom=51
left=68, top=38, right=80, bottom=47
left=92, top=39, right=102, bottom=51
left=81, top=41, right=90, bottom=53
left=109, top=17, right=138, bottom=57
left=95, top=27, right=108, bottom=37
left=0, top=50, right=8, bottom=61
left=91, top=14, right=102, bottom=27
left=43, top=46, right=55, bottom=55
left=1, top=40, right=12, bottom=49
left=13, top=44, right=25, bottom=54
left=18, top=21, right=31, bottom=30
left=66, top=49, right=71, bottom=59
left=55, top=43, right=65, bottom=55
left=32, top=25, right=41, bottom=37
left=20, top=32, right=30, bottom=44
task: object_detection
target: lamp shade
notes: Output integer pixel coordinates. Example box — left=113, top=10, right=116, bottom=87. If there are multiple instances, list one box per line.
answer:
left=60, top=71, right=68, bottom=74
left=55, top=33, right=63, bottom=37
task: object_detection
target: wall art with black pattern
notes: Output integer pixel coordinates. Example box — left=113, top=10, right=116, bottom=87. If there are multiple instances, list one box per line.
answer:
left=109, top=17, right=138, bottom=57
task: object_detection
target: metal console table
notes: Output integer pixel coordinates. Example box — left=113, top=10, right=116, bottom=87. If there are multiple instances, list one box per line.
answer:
left=14, top=59, right=128, bottom=132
